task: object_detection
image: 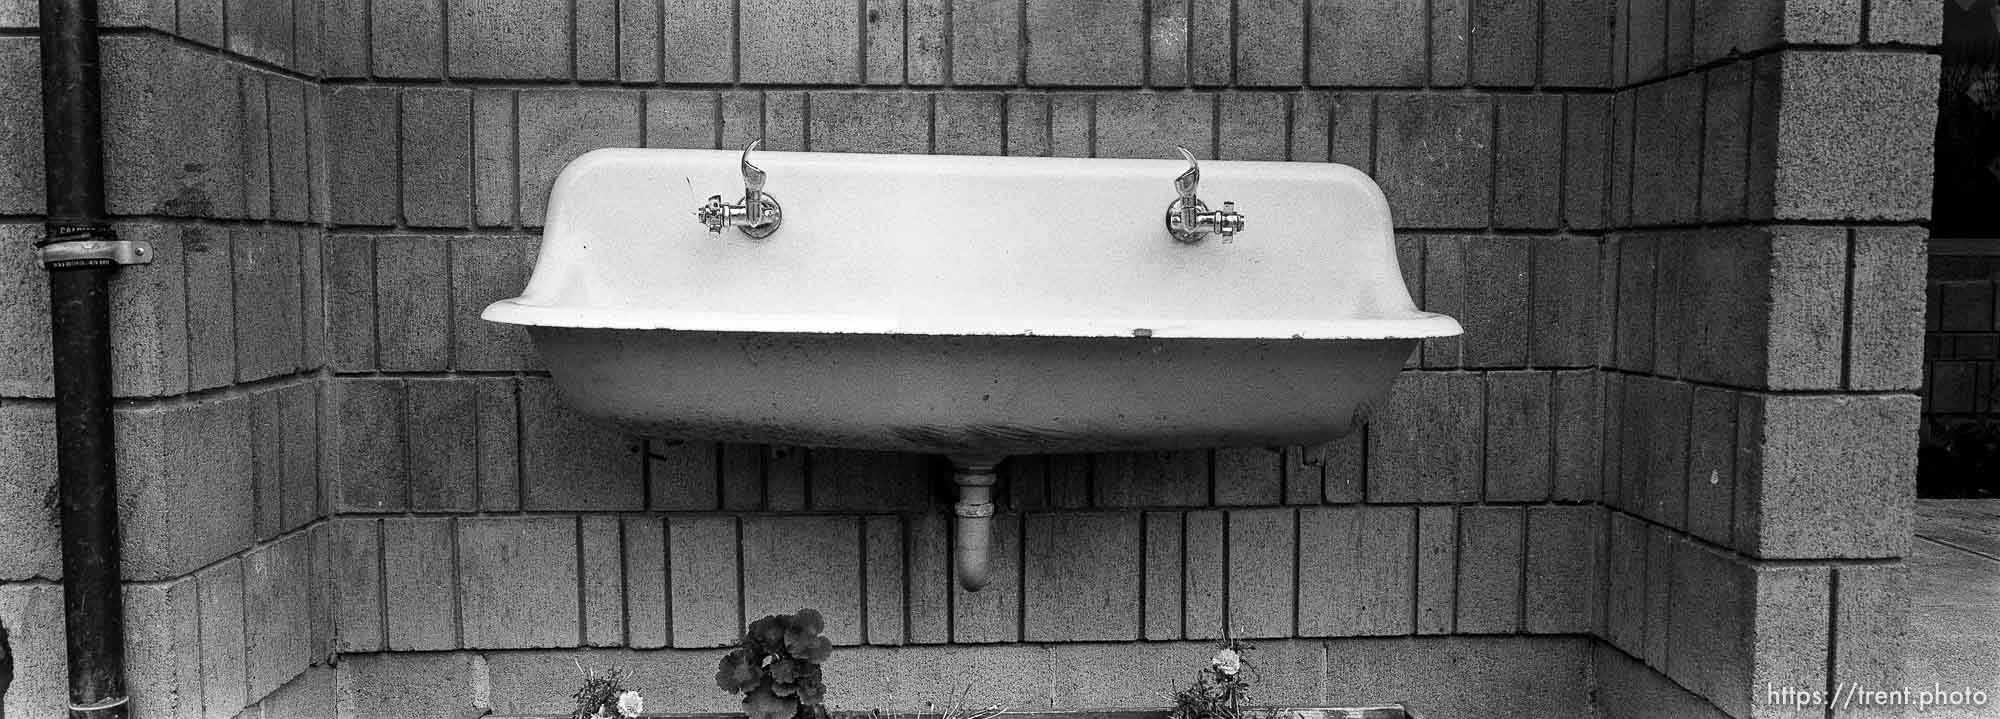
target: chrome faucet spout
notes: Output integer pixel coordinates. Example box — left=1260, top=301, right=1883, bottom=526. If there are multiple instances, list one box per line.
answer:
left=693, top=139, right=782, bottom=238
left=1165, top=147, right=1246, bottom=243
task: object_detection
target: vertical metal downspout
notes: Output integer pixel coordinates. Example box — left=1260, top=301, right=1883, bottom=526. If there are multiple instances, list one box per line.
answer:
left=37, top=0, right=130, bottom=717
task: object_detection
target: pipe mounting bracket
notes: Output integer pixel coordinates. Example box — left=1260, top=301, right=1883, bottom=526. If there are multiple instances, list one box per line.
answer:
left=34, top=227, right=153, bottom=270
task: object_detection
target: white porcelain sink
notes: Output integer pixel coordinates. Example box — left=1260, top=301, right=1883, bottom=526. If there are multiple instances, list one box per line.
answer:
left=484, top=147, right=1460, bottom=588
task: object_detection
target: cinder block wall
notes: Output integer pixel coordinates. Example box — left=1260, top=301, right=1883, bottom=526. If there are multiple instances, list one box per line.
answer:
left=0, top=1, right=1938, bottom=718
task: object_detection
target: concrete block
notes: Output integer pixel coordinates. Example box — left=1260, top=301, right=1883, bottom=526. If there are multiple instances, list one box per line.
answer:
left=470, top=378, right=518, bottom=512
left=1144, top=0, right=1186, bottom=85
left=1298, top=506, right=1415, bottom=637
left=178, top=0, right=224, bottom=45
left=1413, top=505, right=1456, bottom=635
left=1642, top=526, right=1675, bottom=669
left=863, top=514, right=905, bottom=645
left=326, top=87, right=398, bottom=226
left=519, top=378, right=643, bottom=510
left=1003, top=455, right=1049, bottom=510
left=1548, top=371, right=1601, bottom=503
left=622, top=516, right=668, bottom=648
left=740, top=0, right=858, bottom=83
left=807, top=449, right=938, bottom=511
left=742, top=515, right=863, bottom=645
left=103, top=39, right=248, bottom=219
left=400, top=89, right=471, bottom=227
left=1608, top=89, right=1635, bottom=226
left=334, top=652, right=481, bottom=719
left=1213, top=446, right=1282, bottom=505
left=668, top=514, right=741, bottom=647
left=1741, top=394, right=1918, bottom=559
left=951, top=0, right=1020, bottom=85
left=1870, top=0, right=1941, bottom=44
left=0, top=584, right=66, bottom=719
left=1218, top=92, right=1287, bottom=160
left=1766, top=226, right=1849, bottom=389
left=243, top=533, right=312, bottom=700
left=1455, top=506, right=1523, bottom=633
left=1666, top=0, right=1695, bottom=72
left=251, top=389, right=285, bottom=540
left=864, top=0, right=905, bottom=84
left=224, top=0, right=292, bottom=63
left=1286, top=91, right=1331, bottom=162
left=268, top=80, right=311, bottom=222
left=1701, top=61, right=1753, bottom=222
left=647, top=441, right=719, bottom=511
left=954, top=513, right=1021, bottom=643
left=906, top=0, right=947, bottom=84
left=578, top=515, right=623, bottom=646
left=1055, top=640, right=1325, bottom=709
left=327, top=378, right=406, bottom=512
left=810, top=92, right=931, bottom=154
left=447, top=0, right=568, bottom=78
left=1025, top=0, right=1143, bottom=85
left=1093, top=450, right=1209, bottom=506
left=1832, top=563, right=1909, bottom=717
left=232, top=227, right=304, bottom=382
left=1774, top=52, right=1938, bottom=220
left=278, top=384, right=319, bottom=531
left=0, top=403, right=57, bottom=581
left=1848, top=226, right=1927, bottom=391
left=368, top=0, right=440, bottom=77
left=0, top=225, right=52, bottom=397
left=183, top=226, right=236, bottom=390
left=293, top=0, right=323, bottom=73
left=1094, top=93, right=1213, bottom=160
left=257, top=664, right=334, bottom=719
left=1686, top=386, right=1738, bottom=546
left=239, top=76, right=271, bottom=219
left=1631, top=73, right=1703, bottom=225
left=1188, top=0, right=1231, bottom=87
left=1050, top=93, right=1092, bottom=157
left=1485, top=371, right=1552, bottom=501
left=197, top=558, right=248, bottom=719
left=1326, top=636, right=1592, bottom=716
left=405, top=380, right=476, bottom=511
left=719, top=443, right=763, bottom=510
left=1367, top=371, right=1483, bottom=502
left=906, top=511, right=950, bottom=643
left=450, top=235, right=539, bottom=370
left=1784, top=0, right=1863, bottom=43
left=574, top=0, right=616, bottom=80
left=1531, top=237, right=1603, bottom=367
left=1593, top=642, right=1737, bottom=719
left=471, top=90, right=516, bottom=226
left=663, top=0, right=734, bottom=82
left=1668, top=541, right=1833, bottom=718
left=1524, top=506, right=1601, bottom=634
left=1626, top=0, right=1666, bottom=83
left=102, top=224, right=191, bottom=397
left=645, top=90, right=718, bottom=151
left=1376, top=94, right=1493, bottom=228
left=1235, top=0, right=1304, bottom=85
left=751, top=90, right=799, bottom=150
left=329, top=518, right=384, bottom=652
left=458, top=516, right=579, bottom=648
left=1602, top=511, right=1647, bottom=655
left=1430, top=0, right=1468, bottom=86
left=1564, top=94, right=1610, bottom=230
left=1542, top=0, right=1613, bottom=87
left=1620, top=377, right=1690, bottom=527
left=1184, top=510, right=1226, bottom=639
left=1308, top=433, right=1366, bottom=503
left=929, top=93, right=1001, bottom=156
left=766, top=444, right=808, bottom=510
left=324, top=237, right=376, bottom=371
left=1470, top=0, right=1536, bottom=86
left=100, top=0, right=176, bottom=29
left=123, top=577, right=204, bottom=719
left=1225, top=508, right=1296, bottom=638
left=1143, top=511, right=1184, bottom=640
left=372, top=237, right=450, bottom=371
left=1021, top=512, right=1142, bottom=641
left=1046, top=453, right=1091, bottom=507
left=320, top=0, right=367, bottom=76
left=1311, top=0, right=1427, bottom=85
left=1938, top=280, right=1996, bottom=332
left=1493, top=95, right=1561, bottom=227
left=518, top=90, right=641, bottom=225
left=1612, top=233, right=1654, bottom=372
left=118, top=399, right=255, bottom=579
left=615, top=0, right=662, bottom=82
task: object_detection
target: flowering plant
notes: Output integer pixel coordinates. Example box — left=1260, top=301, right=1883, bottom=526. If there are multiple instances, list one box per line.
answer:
left=1168, top=638, right=1257, bottom=719
left=716, top=608, right=836, bottom=719
left=570, top=665, right=645, bottom=719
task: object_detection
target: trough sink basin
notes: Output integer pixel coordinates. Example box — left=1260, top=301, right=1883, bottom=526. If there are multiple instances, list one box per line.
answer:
left=484, top=147, right=1459, bottom=590
left=484, top=148, right=1459, bottom=457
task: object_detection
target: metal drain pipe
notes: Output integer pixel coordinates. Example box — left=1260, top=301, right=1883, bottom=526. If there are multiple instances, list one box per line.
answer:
left=37, top=0, right=137, bottom=717
left=948, top=456, right=1002, bottom=591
